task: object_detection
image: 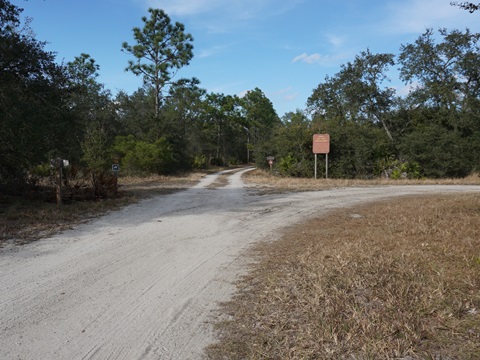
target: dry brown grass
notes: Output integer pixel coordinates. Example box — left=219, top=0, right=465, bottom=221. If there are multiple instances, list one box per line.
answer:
left=245, top=169, right=480, bottom=194
left=206, top=193, right=480, bottom=359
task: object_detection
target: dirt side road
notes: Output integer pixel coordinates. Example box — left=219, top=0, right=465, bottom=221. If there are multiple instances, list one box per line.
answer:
left=1, top=168, right=479, bottom=360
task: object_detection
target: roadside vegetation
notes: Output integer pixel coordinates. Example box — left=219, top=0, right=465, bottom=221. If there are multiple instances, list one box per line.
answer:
left=3, top=169, right=479, bottom=247
left=245, top=169, right=480, bottom=194
left=206, top=191, right=480, bottom=359
left=2, top=1, right=479, bottom=201
left=0, top=173, right=202, bottom=247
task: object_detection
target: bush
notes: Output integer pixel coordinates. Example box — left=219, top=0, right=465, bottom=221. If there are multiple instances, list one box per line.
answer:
left=377, top=157, right=422, bottom=179
left=112, top=135, right=174, bottom=175
left=192, top=154, right=208, bottom=170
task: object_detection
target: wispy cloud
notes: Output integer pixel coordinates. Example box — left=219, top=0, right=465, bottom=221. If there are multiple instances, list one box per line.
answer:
left=144, top=0, right=223, bottom=16
left=145, top=0, right=305, bottom=20
left=383, top=0, right=478, bottom=35
left=197, top=43, right=235, bottom=58
left=292, top=53, right=322, bottom=64
left=292, top=51, right=352, bottom=67
left=326, top=34, right=346, bottom=48
left=271, top=87, right=298, bottom=103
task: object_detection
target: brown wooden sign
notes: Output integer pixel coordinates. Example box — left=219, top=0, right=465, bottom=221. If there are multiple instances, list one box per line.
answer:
left=313, top=134, right=330, bottom=154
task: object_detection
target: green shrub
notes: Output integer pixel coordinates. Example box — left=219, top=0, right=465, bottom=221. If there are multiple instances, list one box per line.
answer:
left=192, top=154, right=208, bottom=170
left=112, top=136, right=174, bottom=175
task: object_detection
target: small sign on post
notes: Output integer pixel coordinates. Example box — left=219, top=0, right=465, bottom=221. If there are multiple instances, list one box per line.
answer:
left=112, top=164, right=120, bottom=196
left=312, top=134, right=330, bottom=179
left=266, top=156, right=275, bottom=170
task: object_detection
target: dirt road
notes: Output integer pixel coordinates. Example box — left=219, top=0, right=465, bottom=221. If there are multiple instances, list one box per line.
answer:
left=1, top=168, right=479, bottom=359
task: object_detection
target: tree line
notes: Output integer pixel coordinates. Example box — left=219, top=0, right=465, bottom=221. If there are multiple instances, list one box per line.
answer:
left=1, top=1, right=479, bottom=198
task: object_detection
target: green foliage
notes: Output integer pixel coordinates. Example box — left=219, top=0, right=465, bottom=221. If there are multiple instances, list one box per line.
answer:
left=278, top=155, right=296, bottom=176
left=122, top=8, right=194, bottom=116
left=259, top=110, right=313, bottom=176
left=376, top=157, right=422, bottom=179
left=312, top=118, right=391, bottom=179
left=277, top=155, right=313, bottom=177
left=240, top=88, right=280, bottom=162
left=81, top=124, right=110, bottom=171
left=113, top=135, right=174, bottom=175
left=0, top=0, right=79, bottom=186
left=30, top=163, right=52, bottom=178
left=2, top=0, right=479, bottom=197
left=398, top=124, right=475, bottom=178
left=192, top=154, right=208, bottom=170
left=307, top=49, right=396, bottom=141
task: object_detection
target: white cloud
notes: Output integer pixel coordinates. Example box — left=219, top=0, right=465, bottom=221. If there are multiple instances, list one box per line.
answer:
left=326, top=34, right=346, bottom=48
left=238, top=90, right=249, bottom=98
left=145, top=0, right=223, bottom=16
left=383, top=0, right=478, bottom=35
left=145, top=0, right=305, bottom=20
left=292, top=53, right=322, bottom=64
left=197, top=43, right=235, bottom=58
left=292, top=50, right=355, bottom=67
left=271, top=87, right=298, bottom=102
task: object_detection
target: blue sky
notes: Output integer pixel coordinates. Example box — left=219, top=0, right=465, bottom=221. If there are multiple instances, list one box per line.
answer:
left=14, top=0, right=480, bottom=117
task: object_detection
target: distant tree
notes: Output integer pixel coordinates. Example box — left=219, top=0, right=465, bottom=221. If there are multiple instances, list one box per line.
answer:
left=307, top=49, right=396, bottom=141
left=162, top=78, right=207, bottom=169
left=270, top=110, right=313, bottom=176
left=201, top=93, right=243, bottom=165
left=67, top=53, right=102, bottom=95
left=114, top=87, right=157, bottom=140
left=240, top=88, right=280, bottom=162
left=450, top=1, right=479, bottom=13
left=398, top=28, right=480, bottom=129
left=66, top=53, right=116, bottom=169
left=122, top=8, right=194, bottom=118
left=397, top=28, right=480, bottom=177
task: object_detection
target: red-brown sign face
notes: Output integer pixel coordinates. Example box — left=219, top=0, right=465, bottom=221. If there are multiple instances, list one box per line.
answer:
left=313, top=134, right=330, bottom=154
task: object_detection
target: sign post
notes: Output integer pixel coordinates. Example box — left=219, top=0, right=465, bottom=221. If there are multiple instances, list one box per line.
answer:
left=312, top=134, right=330, bottom=179
left=266, top=156, right=275, bottom=171
left=50, top=158, right=69, bottom=207
left=112, top=164, right=120, bottom=196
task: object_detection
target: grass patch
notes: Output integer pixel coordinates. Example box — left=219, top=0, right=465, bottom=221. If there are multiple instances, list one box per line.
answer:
left=245, top=169, right=480, bottom=194
left=206, top=193, right=480, bottom=359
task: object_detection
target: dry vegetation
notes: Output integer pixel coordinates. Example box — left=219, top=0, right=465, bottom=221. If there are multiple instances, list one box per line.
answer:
left=244, top=169, right=480, bottom=194
left=0, top=173, right=203, bottom=247
left=206, top=193, right=480, bottom=359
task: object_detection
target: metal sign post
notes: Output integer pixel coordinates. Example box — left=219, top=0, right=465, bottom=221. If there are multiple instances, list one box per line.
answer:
left=326, top=153, right=328, bottom=179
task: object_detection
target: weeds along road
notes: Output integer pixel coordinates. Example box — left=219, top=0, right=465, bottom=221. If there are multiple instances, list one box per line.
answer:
left=1, top=168, right=479, bottom=360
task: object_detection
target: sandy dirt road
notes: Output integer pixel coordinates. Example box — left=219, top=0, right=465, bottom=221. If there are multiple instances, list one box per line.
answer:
left=1, top=168, right=479, bottom=359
